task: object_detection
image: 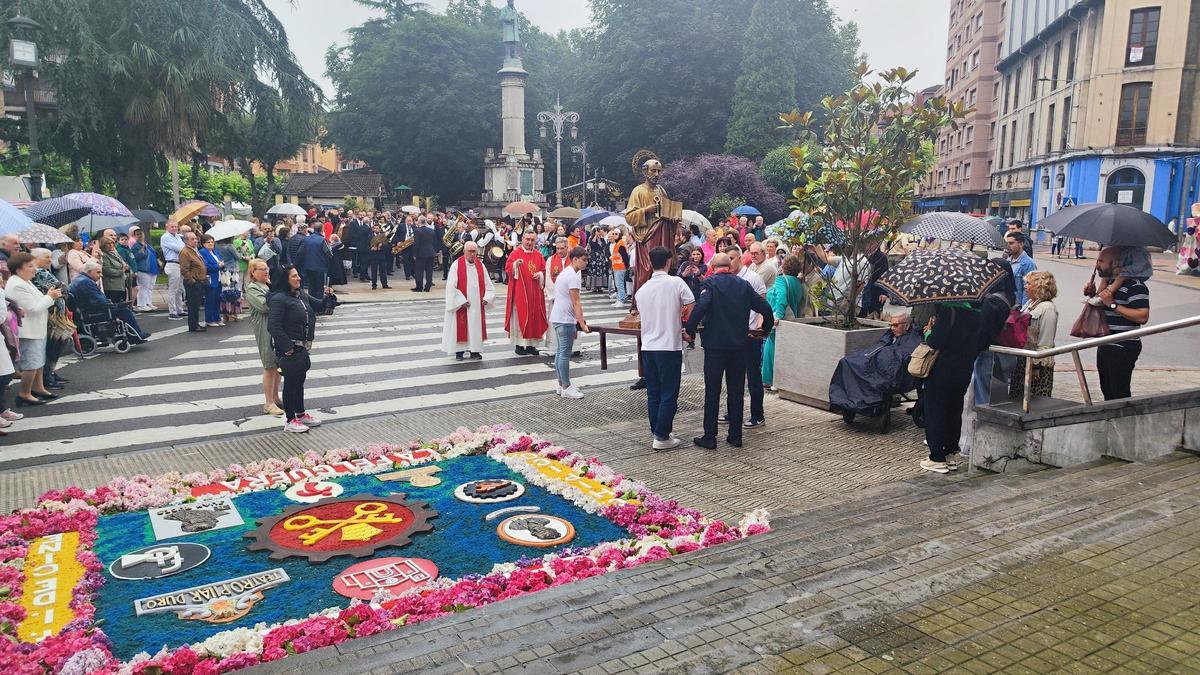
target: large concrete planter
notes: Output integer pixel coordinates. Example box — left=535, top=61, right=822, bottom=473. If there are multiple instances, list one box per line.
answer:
left=775, top=317, right=890, bottom=410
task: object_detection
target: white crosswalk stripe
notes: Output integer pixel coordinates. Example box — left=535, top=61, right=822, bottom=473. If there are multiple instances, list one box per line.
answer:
left=5, top=294, right=641, bottom=464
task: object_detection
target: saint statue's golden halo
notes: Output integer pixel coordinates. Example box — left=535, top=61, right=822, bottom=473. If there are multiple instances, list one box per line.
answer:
left=630, top=149, right=660, bottom=179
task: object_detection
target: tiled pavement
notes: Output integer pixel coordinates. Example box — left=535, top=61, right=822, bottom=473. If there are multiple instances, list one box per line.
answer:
left=6, top=370, right=1200, bottom=673
left=248, top=453, right=1200, bottom=675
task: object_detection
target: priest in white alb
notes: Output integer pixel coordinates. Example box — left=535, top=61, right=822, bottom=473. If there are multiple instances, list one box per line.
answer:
left=442, top=241, right=495, bottom=360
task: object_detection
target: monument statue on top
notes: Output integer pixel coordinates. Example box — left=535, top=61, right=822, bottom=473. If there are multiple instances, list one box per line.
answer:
left=620, top=150, right=683, bottom=327
left=501, top=0, right=520, bottom=60
left=479, top=0, right=544, bottom=216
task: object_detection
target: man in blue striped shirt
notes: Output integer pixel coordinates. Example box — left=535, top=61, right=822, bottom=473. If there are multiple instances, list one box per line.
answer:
left=1086, top=247, right=1150, bottom=400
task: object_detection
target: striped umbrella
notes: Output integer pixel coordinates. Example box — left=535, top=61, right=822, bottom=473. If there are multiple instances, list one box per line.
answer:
left=899, top=212, right=1005, bottom=249
left=0, top=198, right=36, bottom=235
left=878, top=248, right=1008, bottom=306
left=62, top=192, right=133, bottom=217
left=23, top=196, right=92, bottom=228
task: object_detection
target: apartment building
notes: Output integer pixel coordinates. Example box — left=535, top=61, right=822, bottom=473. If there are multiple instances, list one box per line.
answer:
left=990, top=0, right=1200, bottom=227
left=918, top=0, right=1007, bottom=213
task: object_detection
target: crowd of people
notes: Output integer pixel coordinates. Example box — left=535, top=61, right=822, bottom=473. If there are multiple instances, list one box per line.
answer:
left=0, top=196, right=1158, bottom=448
left=0, top=228, right=153, bottom=440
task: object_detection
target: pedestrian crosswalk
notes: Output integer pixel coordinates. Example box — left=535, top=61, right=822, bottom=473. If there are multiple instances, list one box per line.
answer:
left=2, top=294, right=643, bottom=465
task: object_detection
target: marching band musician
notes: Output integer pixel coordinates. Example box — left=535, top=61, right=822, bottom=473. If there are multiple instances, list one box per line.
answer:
left=380, top=214, right=398, bottom=277
left=393, top=216, right=415, bottom=281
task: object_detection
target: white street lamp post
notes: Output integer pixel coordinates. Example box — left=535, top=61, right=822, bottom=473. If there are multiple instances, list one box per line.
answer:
left=571, top=140, right=589, bottom=206
left=538, top=92, right=579, bottom=207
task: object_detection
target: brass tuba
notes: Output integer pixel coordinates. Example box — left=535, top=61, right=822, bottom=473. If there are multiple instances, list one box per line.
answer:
left=444, top=218, right=465, bottom=258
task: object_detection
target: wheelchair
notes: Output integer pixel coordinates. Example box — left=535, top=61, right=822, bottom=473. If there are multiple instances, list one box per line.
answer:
left=66, top=292, right=142, bottom=356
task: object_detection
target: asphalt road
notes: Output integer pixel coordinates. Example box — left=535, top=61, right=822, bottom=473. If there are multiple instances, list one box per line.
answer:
left=3, top=293, right=641, bottom=468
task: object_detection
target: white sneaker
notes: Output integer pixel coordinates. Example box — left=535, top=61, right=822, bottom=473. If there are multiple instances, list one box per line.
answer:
left=2, top=410, right=24, bottom=421
left=920, top=459, right=949, bottom=474
left=296, top=413, right=321, bottom=427
left=284, top=419, right=310, bottom=433
left=555, top=384, right=563, bottom=395
left=560, top=385, right=584, bottom=399
left=611, top=301, right=626, bottom=308
left=216, top=321, right=227, bottom=327
left=652, top=436, right=682, bottom=450
left=0, top=418, right=10, bottom=428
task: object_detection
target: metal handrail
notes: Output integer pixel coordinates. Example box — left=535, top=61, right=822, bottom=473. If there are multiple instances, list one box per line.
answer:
left=990, top=314, right=1200, bottom=412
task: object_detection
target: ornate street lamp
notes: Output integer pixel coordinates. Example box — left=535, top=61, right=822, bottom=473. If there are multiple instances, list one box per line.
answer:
left=7, top=14, right=42, bottom=201
left=537, top=92, right=579, bottom=207
left=571, top=140, right=588, bottom=206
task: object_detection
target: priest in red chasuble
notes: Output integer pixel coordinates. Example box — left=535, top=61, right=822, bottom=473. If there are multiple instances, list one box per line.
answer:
left=443, top=241, right=495, bottom=360
left=504, top=230, right=549, bottom=355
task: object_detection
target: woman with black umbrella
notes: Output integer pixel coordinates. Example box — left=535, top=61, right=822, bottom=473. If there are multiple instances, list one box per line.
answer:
left=920, top=301, right=982, bottom=474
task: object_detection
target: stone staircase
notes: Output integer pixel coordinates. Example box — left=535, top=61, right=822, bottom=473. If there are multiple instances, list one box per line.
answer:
left=253, top=452, right=1200, bottom=674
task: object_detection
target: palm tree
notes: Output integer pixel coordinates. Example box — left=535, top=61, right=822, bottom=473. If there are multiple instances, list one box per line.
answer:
left=34, top=0, right=322, bottom=207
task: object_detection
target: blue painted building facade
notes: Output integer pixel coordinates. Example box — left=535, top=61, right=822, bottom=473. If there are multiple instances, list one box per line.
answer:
left=1028, top=153, right=1200, bottom=231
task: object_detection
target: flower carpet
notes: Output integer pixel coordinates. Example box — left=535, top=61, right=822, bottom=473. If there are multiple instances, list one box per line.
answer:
left=1, top=426, right=769, bottom=674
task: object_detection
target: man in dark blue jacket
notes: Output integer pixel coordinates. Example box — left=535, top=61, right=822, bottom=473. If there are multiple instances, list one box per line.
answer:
left=410, top=217, right=438, bottom=292
left=684, top=253, right=774, bottom=449
left=295, top=228, right=331, bottom=292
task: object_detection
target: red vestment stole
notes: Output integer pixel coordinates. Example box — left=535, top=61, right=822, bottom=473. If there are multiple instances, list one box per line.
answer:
left=504, top=248, right=549, bottom=338
left=455, top=259, right=487, bottom=342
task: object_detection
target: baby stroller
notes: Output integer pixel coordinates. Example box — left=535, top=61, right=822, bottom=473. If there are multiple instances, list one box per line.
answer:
left=66, top=292, right=142, bottom=355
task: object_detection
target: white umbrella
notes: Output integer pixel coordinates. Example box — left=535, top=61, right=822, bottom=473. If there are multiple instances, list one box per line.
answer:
left=73, top=214, right=139, bottom=234
left=400, top=205, right=421, bottom=215
left=599, top=214, right=627, bottom=228
left=267, top=203, right=307, bottom=216
left=206, top=219, right=256, bottom=241
left=229, top=202, right=253, bottom=217
left=682, top=209, right=712, bottom=233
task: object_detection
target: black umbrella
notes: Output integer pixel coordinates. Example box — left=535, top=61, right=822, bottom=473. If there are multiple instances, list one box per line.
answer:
left=130, top=208, right=167, bottom=224
left=22, top=196, right=92, bottom=228
left=1038, top=203, right=1175, bottom=248
left=878, top=248, right=1008, bottom=306
left=900, top=212, right=1005, bottom=249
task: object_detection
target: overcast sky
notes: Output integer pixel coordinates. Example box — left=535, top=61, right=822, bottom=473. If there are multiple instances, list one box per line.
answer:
left=265, top=0, right=950, bottom=97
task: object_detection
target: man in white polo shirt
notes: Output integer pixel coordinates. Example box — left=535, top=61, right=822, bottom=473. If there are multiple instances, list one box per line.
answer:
left=635, top=245, right=695, bottom=450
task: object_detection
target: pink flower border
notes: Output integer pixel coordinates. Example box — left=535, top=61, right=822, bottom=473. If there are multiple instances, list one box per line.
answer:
left=0, top=426, right=769, bottom=674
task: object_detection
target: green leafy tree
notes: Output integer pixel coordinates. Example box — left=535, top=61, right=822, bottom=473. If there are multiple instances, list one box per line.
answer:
left=326, top=1, right=580, bottom=202
left=781, top=64, right=964, bottom=327
left=577, top=0, right=755, bottom=181
left=26, top=0, right=320, bottom=208
left=758, top=145, right=797, bottom=196
left=724, top=0, right=859, bottom=161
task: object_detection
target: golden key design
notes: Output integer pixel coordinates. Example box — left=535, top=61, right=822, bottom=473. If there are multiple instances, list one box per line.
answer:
left=246, top=493, right=439, bottom=563
left=282, top=502, right=405, bottom=546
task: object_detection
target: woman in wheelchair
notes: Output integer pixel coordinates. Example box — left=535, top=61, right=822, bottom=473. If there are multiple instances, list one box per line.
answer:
left=67, top=262, right=151, bottom=353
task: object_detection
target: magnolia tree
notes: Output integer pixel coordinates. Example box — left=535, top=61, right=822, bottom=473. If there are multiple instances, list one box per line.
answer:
left=779, top=64, right=964, bottom=328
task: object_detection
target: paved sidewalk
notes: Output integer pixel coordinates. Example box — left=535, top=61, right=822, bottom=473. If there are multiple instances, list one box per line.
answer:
left=1033, top=243, right=1200, bottom=292
left=6, top=357, right=1200, bottom=672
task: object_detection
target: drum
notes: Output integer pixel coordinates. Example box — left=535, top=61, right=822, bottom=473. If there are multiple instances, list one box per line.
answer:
left=485, top=245, right=506, bottom=267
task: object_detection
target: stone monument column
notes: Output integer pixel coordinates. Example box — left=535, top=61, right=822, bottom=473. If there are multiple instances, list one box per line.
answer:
left=499, top=65, right=527, bottom=157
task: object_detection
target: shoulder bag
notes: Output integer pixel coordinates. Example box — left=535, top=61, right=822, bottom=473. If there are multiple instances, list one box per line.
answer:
left=1070, top=271, right=1111, bottom=339
left=907, top=343, right=938, bottom=378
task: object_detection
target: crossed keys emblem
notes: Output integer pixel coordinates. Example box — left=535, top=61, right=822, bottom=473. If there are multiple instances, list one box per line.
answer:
left=283, top=502, right=405, bottom=546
